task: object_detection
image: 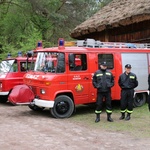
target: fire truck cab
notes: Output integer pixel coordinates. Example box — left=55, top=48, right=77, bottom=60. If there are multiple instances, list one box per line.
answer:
left=23, top=39, right=150, bottom=118
left=0, top=52, right=34, bottom=103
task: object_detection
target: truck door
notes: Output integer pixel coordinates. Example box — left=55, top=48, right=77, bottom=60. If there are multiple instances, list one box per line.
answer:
left=68, top=53, right=91, bottom=104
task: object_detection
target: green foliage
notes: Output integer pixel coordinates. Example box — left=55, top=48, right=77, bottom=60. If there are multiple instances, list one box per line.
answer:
left=0, top=0, right=111, bottom=60
left=19, top=28, right=42, bottom=51
left=97, top=0, right=112, bottom=8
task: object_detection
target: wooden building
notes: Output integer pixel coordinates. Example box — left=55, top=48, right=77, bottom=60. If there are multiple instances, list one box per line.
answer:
left=70, top=0, right=150, bottom=43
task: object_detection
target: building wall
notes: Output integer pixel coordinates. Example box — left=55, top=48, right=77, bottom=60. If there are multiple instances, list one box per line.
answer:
left=77, top=20, right=150, bottom=43
left=109, top=20, right=150, bottom=43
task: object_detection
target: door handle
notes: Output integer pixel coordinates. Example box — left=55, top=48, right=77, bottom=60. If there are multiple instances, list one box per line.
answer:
left=84, top=77, right=89, bottom=80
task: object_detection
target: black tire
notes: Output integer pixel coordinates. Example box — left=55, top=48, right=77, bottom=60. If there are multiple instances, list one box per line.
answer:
left=0, top=95, right=8, bottom=103
left=50, top=95, right=74, bottom=118
left=28, top=104, right=45, bottom=111
left=133, top=93, right=146, bottom=107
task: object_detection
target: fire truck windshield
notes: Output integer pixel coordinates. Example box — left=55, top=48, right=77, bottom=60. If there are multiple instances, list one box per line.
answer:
left=0, top=59, right=15, bottom=73
left=34, top=52, right=65, bottom=73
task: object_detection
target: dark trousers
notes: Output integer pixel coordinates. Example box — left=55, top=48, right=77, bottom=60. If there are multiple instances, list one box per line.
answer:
left=95, top=91, right=112, bottom=113
left=120, top=89, right=134, bottom=113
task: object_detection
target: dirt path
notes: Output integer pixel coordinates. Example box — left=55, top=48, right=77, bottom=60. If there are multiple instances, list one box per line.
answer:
left=0, top=103, right=150, bottom=150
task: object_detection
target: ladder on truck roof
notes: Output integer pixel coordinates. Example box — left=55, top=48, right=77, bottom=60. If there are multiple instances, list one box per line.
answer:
left=69, top=39, right=150, bottom=49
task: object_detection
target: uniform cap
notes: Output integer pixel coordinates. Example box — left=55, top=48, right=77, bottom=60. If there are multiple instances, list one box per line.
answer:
left=125, top=64, right=131, bottom=68
left=100, top=61, right=107, bottom=66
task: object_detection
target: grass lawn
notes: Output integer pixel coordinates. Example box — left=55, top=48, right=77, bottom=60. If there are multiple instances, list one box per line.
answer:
left=70, top=102, right=150, bottom=138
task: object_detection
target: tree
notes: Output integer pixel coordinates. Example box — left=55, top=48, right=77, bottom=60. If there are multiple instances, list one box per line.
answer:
left=0, top=0, right=110, bottom=59
left=25, top=0, right=100, bottom=44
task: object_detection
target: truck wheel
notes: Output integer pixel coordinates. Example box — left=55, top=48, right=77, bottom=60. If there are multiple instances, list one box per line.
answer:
left=28, top=104, right=45, bottom=111
left=0, top=95, right=8, bottom=103
left=133, top=93, right=146, bottom=107
left=50, top=95, right=74, bottom=118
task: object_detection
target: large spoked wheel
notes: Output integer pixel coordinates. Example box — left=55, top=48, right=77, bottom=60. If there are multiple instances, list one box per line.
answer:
left=28, top=104, right=45, bottom=111
left=0, top=95, right=8, bottom=103
left=133, top=93, right=146, bottom=107
left=50, top=95, right=74, bottom=118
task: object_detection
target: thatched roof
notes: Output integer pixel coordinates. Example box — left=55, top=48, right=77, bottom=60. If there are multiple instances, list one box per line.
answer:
left=71, top=0, right=150, bottom=38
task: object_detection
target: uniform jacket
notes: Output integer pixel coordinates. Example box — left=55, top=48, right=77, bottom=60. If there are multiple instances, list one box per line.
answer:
left=92, top=69, right=114, bottom=92
left=118, top=72, right=138, bottom=89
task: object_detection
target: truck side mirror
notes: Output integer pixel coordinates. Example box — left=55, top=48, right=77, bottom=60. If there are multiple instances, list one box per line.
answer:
left=26, top=51, right=34, bottom=71
left=27, top=51, right=33, bottom=58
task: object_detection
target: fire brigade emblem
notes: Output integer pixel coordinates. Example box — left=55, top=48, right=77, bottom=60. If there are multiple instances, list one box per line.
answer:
left=75, top=84, right=83, bottom=92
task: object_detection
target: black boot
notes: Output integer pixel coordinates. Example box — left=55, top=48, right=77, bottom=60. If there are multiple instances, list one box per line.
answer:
left=125, top=113, right=131, bottom=121
left=119, top=113, right=125, bottom=120
left=107, top=113, right=113, bottom=122
left=95, top=114, right=100, bottom=123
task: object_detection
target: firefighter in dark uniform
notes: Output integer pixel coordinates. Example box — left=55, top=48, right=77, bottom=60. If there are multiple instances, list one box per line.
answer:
left=118, top=64, right=138, bottom=120
left=147, top=74, right=150, bottom=112
left=92, top=61, right=114, bottom=123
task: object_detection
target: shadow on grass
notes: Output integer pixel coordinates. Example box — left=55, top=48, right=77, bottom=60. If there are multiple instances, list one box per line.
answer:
left=16, top=100, right=121, bottom=119
left=72, top=100, right=121, bottom=117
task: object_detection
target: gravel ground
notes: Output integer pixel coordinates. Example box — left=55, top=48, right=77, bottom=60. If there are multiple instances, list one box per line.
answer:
left=0, top=103, right=150, bottom=150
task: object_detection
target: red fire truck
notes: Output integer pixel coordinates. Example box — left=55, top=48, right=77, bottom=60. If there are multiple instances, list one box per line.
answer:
left=0, top=52, right=34, bottom=103
left=23, top=39, right=150, bottom=118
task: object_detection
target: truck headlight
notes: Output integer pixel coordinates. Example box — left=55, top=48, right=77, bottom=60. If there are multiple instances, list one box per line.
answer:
left=0, top=82, right=2, bottom=89
left=40, top=89, right=46, bottom=94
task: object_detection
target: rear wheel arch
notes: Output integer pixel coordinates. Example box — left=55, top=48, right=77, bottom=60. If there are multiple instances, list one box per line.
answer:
left=0, top=89, right=12, bottom=103
left=133, top=92, right=147, bottom=107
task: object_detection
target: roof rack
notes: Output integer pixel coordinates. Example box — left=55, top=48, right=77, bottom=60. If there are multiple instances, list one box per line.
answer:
left=75, top=39, right=150, bottom=49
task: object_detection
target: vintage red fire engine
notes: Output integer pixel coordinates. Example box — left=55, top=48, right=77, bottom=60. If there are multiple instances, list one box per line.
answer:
left=0, top=52, right=34, bottom=103
left=22, top=38, right=150, bottom=118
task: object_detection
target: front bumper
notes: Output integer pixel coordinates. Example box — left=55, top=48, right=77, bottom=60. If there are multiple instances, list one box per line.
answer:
left=0, top=91, right=9, bottom=96
left=33, top=98, right=54, bottom=108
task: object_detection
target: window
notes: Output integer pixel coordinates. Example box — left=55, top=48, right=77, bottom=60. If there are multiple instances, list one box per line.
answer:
left=11, top=62, right=18, bottom=72
left=20, top=62, right=27, bottom=72
left=34, top=52, right=65, bottom=73
left=69, top=54, right=87, bottom=71
left=20, top=61, right=35, bottom=72
left=98, top=54, right=114, bottom=69
left=0, top=59, right=15, bottom=73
